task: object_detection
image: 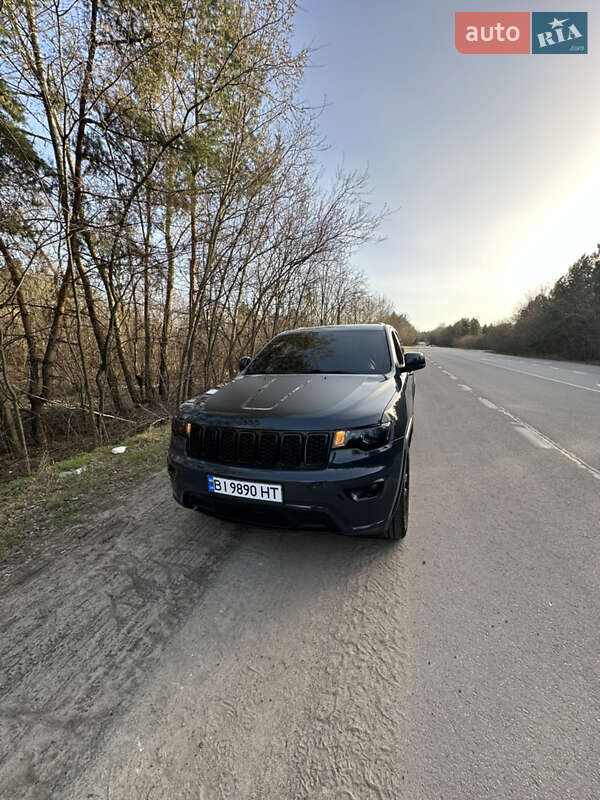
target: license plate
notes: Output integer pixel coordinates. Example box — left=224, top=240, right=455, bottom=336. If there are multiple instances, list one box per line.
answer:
left=207, top=475, right=283, bottom=503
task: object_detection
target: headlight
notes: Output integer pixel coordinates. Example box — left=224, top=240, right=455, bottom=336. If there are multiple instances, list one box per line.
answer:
left=171, top=417, right=190, bottom=437
left=332, top=421, right=391, bottom=451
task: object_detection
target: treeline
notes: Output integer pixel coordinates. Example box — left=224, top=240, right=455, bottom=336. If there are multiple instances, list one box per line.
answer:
left=0, top=0, right=415, bottom=471
left=426, top=247, right=600, bottom=361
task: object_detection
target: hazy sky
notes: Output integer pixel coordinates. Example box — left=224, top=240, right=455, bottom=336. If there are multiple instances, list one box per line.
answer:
left=292, top=1, right=600, bottom=330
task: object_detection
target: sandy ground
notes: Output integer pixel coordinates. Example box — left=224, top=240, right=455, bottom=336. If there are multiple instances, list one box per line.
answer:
left=1, top=471, right=410, bottom=800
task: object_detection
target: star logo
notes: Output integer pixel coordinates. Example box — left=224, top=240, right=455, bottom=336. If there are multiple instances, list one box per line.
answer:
left=531, top=11, right=588, bottom=54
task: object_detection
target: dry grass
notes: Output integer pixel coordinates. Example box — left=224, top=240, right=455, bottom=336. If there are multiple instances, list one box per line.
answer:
left=0, top=424, right=170, bottom=561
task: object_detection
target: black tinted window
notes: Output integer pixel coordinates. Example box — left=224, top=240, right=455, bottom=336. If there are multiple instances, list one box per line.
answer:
left=246, top=330, right=391, bottom=375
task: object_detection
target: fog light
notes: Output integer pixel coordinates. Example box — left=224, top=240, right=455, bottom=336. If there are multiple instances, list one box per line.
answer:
left=347, top=479, right=384, bottom=502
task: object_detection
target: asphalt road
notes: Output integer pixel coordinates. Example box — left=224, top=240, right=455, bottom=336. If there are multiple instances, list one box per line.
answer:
left=1, top=348, right=599, bottom=799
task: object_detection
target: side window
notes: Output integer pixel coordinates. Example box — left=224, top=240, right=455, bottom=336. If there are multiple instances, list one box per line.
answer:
left=391, top=331, right=404, bottom=366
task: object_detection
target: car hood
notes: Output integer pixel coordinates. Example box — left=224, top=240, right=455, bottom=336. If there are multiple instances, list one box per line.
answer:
left=179, top=373, right=398, bottom=431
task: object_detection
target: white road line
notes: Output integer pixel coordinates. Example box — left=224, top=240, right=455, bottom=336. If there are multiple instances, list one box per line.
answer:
left=458, top=384, right=472, bottom=391
left=448, top=374, right=457, bottom=380
left=496, top=407, right=600, bottom=481
left=476, top=389, right=600, bottom=478
left=573, top=370, right=587, bottom=375
left=478, top=398, right=497, bottom=409
left=550, top=366, right=560, bottom=370
left=479, top=360, right=600, bottom=394
left=513, top=425, right=553, bottom=449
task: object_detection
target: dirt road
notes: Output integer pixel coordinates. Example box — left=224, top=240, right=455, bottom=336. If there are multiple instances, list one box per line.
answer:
left=1, top=471, right=410, bottom=800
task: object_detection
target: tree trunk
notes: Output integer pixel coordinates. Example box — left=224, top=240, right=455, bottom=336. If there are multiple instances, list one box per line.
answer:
left=159, top=168, right=175, bottom=400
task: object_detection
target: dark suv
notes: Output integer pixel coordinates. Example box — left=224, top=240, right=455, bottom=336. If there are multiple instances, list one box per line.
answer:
left=168, top=324, right=425, bottom=539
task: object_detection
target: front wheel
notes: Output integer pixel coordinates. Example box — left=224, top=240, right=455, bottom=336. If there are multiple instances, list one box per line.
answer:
left=381, top=451, right=409, bottom=540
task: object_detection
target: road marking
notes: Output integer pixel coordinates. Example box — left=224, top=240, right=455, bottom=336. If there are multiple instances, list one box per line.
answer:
left=573, top=370, right=587, bottom=375
left=478, top=397, right=497, bottom=409
left=458, top=384, right=472, bottom=391
left=496, top=407, right=600, bottom=481
left=480, top=360, right=600, bottom=394
left=448, top=374, right=457, bottom=380
left=550, top=367, right=560, bottom=370
left=513, top=425, right=553, bottom=449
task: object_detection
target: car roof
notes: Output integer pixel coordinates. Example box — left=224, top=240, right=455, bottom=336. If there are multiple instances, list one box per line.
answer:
left=276, top=323, right=390, bottom=335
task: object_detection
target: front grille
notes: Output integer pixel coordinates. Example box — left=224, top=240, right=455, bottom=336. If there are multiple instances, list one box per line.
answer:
left=220, top=429, right=236, bottom=462
left=281, top=434, right=302, bottom=466
left=258, top=432, right=278, bottom=464
left=188, top=426, right=330, bottom=469
left=204, top=428, right=219, bottom=460
left=237, top=432, right=256, bottom=463
left=306, top=433, right=329, bottom=465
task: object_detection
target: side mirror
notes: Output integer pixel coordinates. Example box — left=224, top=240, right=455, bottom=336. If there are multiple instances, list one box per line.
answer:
left=399, top=352, right=426, bottom=372
left=239, top=356, right=252, bottom=372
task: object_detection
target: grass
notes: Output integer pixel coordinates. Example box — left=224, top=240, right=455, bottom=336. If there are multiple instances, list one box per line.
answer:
left=0, top=424, right=170, bottom=562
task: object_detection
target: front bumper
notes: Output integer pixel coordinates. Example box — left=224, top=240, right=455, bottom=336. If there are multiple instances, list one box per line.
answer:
left=167, top=440, right=406, bottom=535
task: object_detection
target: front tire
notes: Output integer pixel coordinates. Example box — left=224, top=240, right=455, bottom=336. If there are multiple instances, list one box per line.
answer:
left=382, top=450, right=409, bottom=540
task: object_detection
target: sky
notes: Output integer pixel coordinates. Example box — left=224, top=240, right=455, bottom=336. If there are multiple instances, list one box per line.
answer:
left=292, top=1, right=600, bottom=330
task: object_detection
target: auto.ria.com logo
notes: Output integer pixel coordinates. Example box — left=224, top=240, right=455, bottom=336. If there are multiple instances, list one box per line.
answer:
left=455, top=11, right=588, bottom=54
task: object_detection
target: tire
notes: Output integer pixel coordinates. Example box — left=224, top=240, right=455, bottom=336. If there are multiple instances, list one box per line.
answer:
left=381, top=450, right=410, bottom=540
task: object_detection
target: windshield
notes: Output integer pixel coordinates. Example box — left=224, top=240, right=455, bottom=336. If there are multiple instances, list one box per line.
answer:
left=245, top=329, right=391, bottom=375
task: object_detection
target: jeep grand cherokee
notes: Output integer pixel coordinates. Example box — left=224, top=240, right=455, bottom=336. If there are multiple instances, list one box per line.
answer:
left=167, top=324, right=425, bottom=539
